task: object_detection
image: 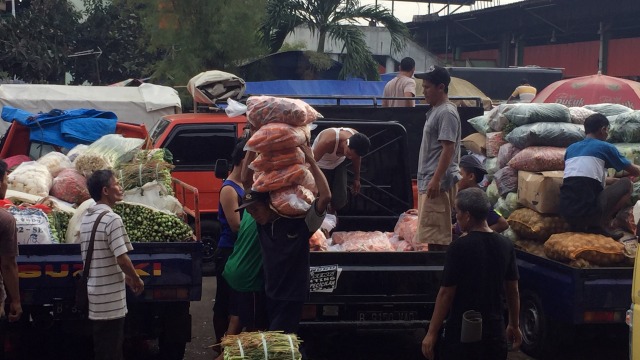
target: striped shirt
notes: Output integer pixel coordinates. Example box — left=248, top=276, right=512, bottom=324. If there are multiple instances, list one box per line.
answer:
left=80, top=204, right=133, bottom=320
left=564, top=137, right=630, bottom=188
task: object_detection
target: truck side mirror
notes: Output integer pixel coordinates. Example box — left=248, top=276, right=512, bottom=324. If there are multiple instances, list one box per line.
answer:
left=214, top=159, right=229, bottom=179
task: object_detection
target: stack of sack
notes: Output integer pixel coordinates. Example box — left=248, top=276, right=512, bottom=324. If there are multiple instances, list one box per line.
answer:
left=245, top=96, right=322, bottom=217
left=465, top=102, right=635, bottom=268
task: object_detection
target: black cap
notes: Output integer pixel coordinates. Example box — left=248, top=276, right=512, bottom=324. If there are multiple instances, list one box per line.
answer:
left=235, top=190, right=270, bottom=212
left=459, top=155, right=487, bottom=174
left=415, top=65, right=451, bottom=87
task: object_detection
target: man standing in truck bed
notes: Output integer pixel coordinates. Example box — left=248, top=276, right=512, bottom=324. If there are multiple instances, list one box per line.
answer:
left=414, top=66, right=461, bottom=251
left=382, top=57, right=416, bottom=107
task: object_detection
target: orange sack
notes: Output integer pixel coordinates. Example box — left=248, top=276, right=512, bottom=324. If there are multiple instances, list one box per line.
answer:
left=252, top=164, right=314, bottom=193
left=249, top=148, right=306, bottom=172
left=245, top=123, right=311, bottom=153
left=246, top=96, right=322, bottom=128
left=270, top=185, right=315, bottom=217
left=309, top=230, right=327, bottom=251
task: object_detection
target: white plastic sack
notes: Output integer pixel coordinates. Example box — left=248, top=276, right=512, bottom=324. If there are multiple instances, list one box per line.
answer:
left=65, top=198, right=96, bottom=244
left=7, top=206, right=53, bottom=244
left=225, top=98, right=247, bottom=118
left=8, top=161, right=53, bottom=197
left=123, top=181, right=184, bottom=215
left=36, top=152, right=72, bottom=177
left=67, top=144, right=89, bottom=162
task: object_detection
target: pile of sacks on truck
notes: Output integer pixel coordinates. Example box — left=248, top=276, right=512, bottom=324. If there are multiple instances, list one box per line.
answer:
left=3, top=134, right=193, bottom=245
left=463, top=102, right=639, bottom=267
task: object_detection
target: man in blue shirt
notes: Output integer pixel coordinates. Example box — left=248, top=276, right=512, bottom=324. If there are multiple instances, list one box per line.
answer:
left=560, top=113, right=640, bottom=239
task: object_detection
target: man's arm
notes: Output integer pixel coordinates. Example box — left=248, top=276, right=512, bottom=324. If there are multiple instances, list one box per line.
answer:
left=504, top=280, right=522, bottom=350
left=422, top=286, right=456, bottom=360
left=241, top=151, right=257, bottom=190
left=220, top=186, right=242, bottom=232
left=351, top=155, right=362, bottom=195
left=117, top=254, right=144, bottom=296
left=624, top=163, right=640, bottom=178
left=426, top=141, right=455, bottom=199
left=302, top=145, right=331, bottom=213
left=490, top=216, right=509, bottom=233
left=0, top=255, right=22, bottom=322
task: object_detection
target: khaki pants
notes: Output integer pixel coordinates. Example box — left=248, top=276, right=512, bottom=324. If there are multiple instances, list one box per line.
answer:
left=416, top=188, right=455, bottom=247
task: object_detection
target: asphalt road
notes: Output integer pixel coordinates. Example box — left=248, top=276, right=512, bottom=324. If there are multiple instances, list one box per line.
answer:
left=187, top=276, right=629, bottom=360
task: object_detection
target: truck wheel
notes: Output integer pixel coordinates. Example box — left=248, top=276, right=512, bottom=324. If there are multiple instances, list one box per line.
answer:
left=519, top=291, right=564, bottom=358
left=158, top=337, right=187, bottom=360
left=200, top=220, right=220, bottom=263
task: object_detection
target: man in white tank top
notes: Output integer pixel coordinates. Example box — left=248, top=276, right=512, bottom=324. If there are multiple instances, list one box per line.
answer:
left=312, top=128, right=370, bottom=212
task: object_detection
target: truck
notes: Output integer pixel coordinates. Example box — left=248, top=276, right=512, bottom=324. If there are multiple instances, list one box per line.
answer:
left=0, top=119, right=202, bottom=360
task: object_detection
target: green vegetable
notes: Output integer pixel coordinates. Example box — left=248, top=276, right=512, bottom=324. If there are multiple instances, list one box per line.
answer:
left=112, top=202, right=193, bottom=243
left=48, top=210, right=72, bottom=244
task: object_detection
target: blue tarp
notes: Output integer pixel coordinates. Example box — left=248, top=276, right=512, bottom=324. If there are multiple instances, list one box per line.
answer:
left=245, top=80, right=395, bottom=105
left=1, top=106, right=118, bottom=149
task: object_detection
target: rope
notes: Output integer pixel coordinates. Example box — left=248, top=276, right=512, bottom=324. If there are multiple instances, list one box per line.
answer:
left=287, top=335, right=296, bottom=360
left=236, top=339, right=245, bottom=359
left=260, top=333, right=269, bottom=360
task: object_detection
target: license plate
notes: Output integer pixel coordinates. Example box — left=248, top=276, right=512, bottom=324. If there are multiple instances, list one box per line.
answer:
left=357, top=311, right=417, bottom=322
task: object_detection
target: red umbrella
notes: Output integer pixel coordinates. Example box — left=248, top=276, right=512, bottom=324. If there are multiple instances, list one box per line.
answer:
left=532, top=72, right=640, bottom=109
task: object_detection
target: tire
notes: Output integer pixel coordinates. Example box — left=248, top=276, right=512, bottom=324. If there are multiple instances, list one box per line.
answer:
left=158, top=337, right=187, bottom=360
left=198, top=219, right=220, bottom=263
left=519, top=291, right=566, bottom=359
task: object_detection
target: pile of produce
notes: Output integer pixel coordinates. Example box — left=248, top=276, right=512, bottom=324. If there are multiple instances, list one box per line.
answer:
left=8, top=161, right=53, bottom=197
left=115, top=148, right=174, bottom=194
left=112, top=202, right=193, bottom=242
left=221, top=331, right=302, bottom=360
left=74, top=134, right=145, bottom=177
left=48, top=210, right=72, bottom=244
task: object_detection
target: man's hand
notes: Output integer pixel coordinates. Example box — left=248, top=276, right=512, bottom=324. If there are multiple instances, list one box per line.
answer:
left=351, top=179, right=361, bottom=195
left=8, top=301, right=22, bottom=322
left=426, top=178, right=440, bottom=199
left=126, top=275, right=145, bottom=296
left=506, top=324, right=523, bottom=351
left=300, top=144, right=314, bottom=162
left=421, top=332, right=438, bottom=360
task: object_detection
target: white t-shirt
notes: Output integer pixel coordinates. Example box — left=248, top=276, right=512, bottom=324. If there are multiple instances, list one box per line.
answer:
left=80, top=204, right=133, bottom=320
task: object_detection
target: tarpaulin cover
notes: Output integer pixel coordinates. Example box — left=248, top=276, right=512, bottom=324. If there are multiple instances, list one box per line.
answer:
left=1, top=106, right=117, bottom=149
left=246, top=80, right=389, bottom=105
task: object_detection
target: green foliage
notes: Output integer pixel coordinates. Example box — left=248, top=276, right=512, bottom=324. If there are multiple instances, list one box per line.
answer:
left=0, top=0, right=80, bottom=83
left=134, top=0, right=267, bottom=87
left=259, top=0, right=410, bottom=80
left=70, top=0, right=156, bottom=85
left=279, top=40, right=308, bottom=52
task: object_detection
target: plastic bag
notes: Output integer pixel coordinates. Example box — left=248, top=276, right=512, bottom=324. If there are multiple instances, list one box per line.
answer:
left=494, top=192, right=519, bottom=219
left=569, top=107, right=596, bottom=125
left=485, top=157, right=499, bottom=176
left=502, top=227, right=519, bottom=242
left=584, top=103, right=633, bottom=117
left=331, top=231, right=394, bottom=252
left=393, top=209, right=418, bottom=242
left=497, top=143, right=522, bottom=169
left=252, top=164, right=315, bottom=192
left=225, top=98, right=247, bottom=118
left=309, top=230, right=328, bottom=251
left=504, top=103, right=571, bottom=127
left=50, top=169, right=90, bottom=205
left=544, top=232, right=626, bottom=266
left=269, top=185, right=315, bottom=217
left=8, top=161, right=53, bottom=197
left=486, top=180, right=499, bottom=206
left=486, top=104, right=520, bottom=132
left=246, top=96, right=322, bottom=128
left=245, top=123, right=311, bottom=153
left=37, top=152, right=72, bottom=177
left=123, top=181, right=184, bottom=215
left=321, top=214, right=337, bottom=233
left=507, top=146, right=565, bottom=172
left=74, top=134, right=145, bottom=177
left=508, top=208, right=571, bottom=242
left=67, top=144, right=89, bottom=162
left=468, top=115, right=491, bottom=135
left=493, top=166, right=518, bottom=196
left=7, top=206, right=53, bottom=244
left=506, top=122, right=585, bottom=149
left=249, top=148, right=306, bottom=172
left=608, top=111, right=640, bottom=143
left=65, top=198, right=96, bottom=243
left=485, top=132, right=506, bottom=158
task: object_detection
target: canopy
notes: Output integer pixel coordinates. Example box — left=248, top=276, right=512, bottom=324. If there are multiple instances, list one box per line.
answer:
left=415, top=77, right=493, bottom=110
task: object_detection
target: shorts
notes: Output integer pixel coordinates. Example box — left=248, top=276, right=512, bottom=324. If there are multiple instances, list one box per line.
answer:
left=416, top=189, right=455, bottom=246
left=321, top=161, right=348, bottom=210
left=229, top=289, right=268, bottom=331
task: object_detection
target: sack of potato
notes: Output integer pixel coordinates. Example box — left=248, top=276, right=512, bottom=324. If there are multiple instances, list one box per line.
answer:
left=508, top=208, right=571, bottom=242
left=544, top=232, right=627, bottom=266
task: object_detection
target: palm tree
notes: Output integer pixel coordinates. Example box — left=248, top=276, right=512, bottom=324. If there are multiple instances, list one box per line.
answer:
left=259, top=0, right=410, bottom=80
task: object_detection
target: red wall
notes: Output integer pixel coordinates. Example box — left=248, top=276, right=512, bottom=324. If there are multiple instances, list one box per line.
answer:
left=608, top=38, right=640, bottom=77
left=523, top=41, right=600, bottom=77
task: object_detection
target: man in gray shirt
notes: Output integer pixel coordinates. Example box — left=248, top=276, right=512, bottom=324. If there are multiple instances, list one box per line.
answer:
left=414, top=66, right=461, bottom=251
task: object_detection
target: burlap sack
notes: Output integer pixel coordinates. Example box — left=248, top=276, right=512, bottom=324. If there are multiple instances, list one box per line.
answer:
left=543, top=232, right=626, bottom=266
left=507, top=208, right=571, bottom=242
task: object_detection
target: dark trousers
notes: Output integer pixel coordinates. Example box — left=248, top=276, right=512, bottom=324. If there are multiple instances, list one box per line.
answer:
left=92, top=317, right=126, bottom=360
left=213, top=247, right=233, bottom=341
left=321, top=161, right=348, bottom=211
left=266, top=298, right=304, bottom=334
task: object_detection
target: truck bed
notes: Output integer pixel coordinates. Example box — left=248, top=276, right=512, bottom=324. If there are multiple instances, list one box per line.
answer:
left=303, top=251, right=446, bottom=329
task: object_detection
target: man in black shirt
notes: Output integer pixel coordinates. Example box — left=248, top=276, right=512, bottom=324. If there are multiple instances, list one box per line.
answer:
left=422, top=188, right=522, bottom=360
left=237, top=144, right=331, bottom=333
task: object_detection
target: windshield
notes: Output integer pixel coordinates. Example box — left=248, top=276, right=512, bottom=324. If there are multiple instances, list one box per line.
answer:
left=150, top=118, right=171, bottom=145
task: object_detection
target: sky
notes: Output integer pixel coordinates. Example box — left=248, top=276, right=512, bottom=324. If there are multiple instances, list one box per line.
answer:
left=360, top=0, right=522, bottom=22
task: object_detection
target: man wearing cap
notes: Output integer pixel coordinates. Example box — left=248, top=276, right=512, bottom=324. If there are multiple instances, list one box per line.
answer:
left=414, top=65, right=462, bottom=251
left=453, top=155, right=508, bottom=238
left=238, top=144, right=331, bottom=334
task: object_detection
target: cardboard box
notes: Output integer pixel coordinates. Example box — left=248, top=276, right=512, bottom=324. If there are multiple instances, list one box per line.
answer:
left=517, top=171, right=564, bottom=214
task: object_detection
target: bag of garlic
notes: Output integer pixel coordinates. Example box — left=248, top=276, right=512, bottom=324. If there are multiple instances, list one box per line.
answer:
left=8, top=161, right=53, bottom=197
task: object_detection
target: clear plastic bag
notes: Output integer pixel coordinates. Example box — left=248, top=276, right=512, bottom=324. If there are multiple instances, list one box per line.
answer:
left=246, top=96, right=322, bottom=128
left=504, top=103, right=571, bottom=127
left=487, top=103, right=520, bottom=131
left=249, top=148, right=306, bottom=172
left=74, top=134, right=145, bottom=177
left=332, top=231, right=394, bottom=252
left=468, top=115, right=490, bottom=135
left=486, top=180, right=499, bottom=206
left=50, top=169, right=90, bottom=205
left=569, top=107, right=596, bottom=124
left=245, top=123, right=311, bottom=153
left=67, top=144, right=89, bottom=162
left=309, top=230, right=328, bottom=251
left=225, top=98, right=247, bottom=118
left=37, top=151, right=72, bottom=177
left=494, top=192, right=519, bottom=219
left=497, top=143, right=522, bottom=169
left=7, top=206, right=53, bottom=245
left=393, top=209, right=418, bottom=242
left=608, top=111, right=640, bottom=143
left=505, top=122, right=585, bottom=149
left=485, top=132, right=506, bottom=158
left=269, top=185, right=315, bottom=217
left=485, top=157, right=499, bottom=177
left=583, top=103, right=633, bottom=117
left=494, top=166, right=518, bottom=196
left=321, top=214, right=337, bottom=233
left=123, top=181, right=184, bottom=215
left=507, top=146, right=565, bottom=172
left=252, top=164, right=315, bottom=192
left=8, top=161, right=53, bottom=197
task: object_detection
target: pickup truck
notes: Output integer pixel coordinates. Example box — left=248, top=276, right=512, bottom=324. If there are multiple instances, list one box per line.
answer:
left=0, top=119, right=203, bottom=360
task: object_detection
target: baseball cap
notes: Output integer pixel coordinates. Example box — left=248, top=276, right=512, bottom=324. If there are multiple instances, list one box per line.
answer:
left=235, top=190, right=270, bottom=212
left=414, top=65, right=451, bottom=87
left=459, top=155, right=487, bottom=174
